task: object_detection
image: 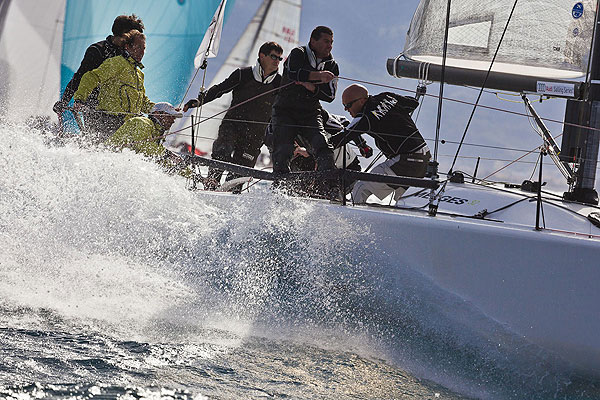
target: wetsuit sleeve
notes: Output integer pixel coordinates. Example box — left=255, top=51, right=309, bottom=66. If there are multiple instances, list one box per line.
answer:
left=285, top=47, right=311, bottom=82
left=203, top=69, right=243, bottom=103
left=73, top=57, right=120, bottom=102
left=60, top=45, right=104, bottom=103
left=329, top=113, right=370, bottom=148
left=314, top=61, right=339, bottom=103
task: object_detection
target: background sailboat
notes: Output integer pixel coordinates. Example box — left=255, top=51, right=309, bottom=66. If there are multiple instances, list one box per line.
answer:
left=0, top=0, right=235, bottom=124
left=169, top=0, right=301, bottom=157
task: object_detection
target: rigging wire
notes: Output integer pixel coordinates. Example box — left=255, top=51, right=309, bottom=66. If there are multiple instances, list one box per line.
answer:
left=434, top=0, right=452, bottom=164
left=448, top=0, right=520, bottom=175
left=177, top=0, right=227, bottom=110
left=481, top=146, right=539, bottom=181
left=336, top=76, right=600, bottom=135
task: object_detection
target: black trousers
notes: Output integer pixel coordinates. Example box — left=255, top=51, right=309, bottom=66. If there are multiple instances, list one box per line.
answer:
left=271, top=107, right=335, bottom=174
left=207, top=120, right=265, bottom=190
left=83, top=111, right=125, bottom=143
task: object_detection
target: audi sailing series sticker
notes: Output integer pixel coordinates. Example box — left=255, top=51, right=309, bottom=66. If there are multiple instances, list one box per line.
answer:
left=537, top=81, right=575, bottom=97
left=572, top=2, right=584, bottom=19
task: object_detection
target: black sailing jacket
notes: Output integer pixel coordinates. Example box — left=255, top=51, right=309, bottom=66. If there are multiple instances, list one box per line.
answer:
left=330, top=92, right=426, bottom=158
left=60, top=35, right=122, bottom=103
left=203, top=66, right=281, bottom=136
left=273, top=45, right=339, bottom=112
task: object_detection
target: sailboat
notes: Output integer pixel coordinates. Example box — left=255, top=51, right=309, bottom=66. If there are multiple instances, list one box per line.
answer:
left=379, top=0, right=600, bottom=375
left=184, top=0, right=600, bottom=377
left=4, top=0, right=599, bottom=379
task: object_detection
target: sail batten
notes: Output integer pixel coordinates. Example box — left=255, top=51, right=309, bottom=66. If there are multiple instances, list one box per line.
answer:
left=403, top=0, right=596, bottom=79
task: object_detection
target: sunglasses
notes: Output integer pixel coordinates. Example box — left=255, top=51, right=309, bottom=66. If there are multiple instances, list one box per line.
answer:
left=269, top=54, right=283, bottom=61
left=343, top=97, right=365, bottom=110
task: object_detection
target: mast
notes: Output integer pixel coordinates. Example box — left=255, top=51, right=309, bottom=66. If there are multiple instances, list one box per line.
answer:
left=562, top=1, right=600, bottom=204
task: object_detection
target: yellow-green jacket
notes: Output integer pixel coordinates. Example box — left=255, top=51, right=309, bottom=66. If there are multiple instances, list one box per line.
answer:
left=106, top=117, right=193, bottom=178
left=73, top=55, right=154, bottom=117
left=106, top=116, right=165, bottom=158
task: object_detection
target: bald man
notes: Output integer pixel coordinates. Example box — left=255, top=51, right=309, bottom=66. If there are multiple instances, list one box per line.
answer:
left=330, top=84, right=430, bottom=203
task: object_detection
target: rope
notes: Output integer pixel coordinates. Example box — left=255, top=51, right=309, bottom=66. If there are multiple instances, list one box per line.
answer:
left=75, top=74, right=600, bottom=137
left=109, top=81, right=294, bottom=150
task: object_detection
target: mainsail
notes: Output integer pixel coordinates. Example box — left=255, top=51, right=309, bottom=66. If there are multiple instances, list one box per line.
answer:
left=0, top=0, right=234, bottom=122
left=388, top=0, right=600, bottom=202
left=403, top=0, right=596, bottom=79
left=170, top=0, right=302, bottom=156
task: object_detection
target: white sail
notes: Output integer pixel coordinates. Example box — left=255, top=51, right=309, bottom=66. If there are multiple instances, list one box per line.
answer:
left=0, top=0, right=65, bottom=120
left=171, top=0, right=302, bottom=155
left=194, top=0, right=228, bottom=69
left=404, top=0, right=596, bottom=79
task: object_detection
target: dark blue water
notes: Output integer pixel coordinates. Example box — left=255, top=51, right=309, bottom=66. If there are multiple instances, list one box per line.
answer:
left=1, top=122, right=599, bottom=399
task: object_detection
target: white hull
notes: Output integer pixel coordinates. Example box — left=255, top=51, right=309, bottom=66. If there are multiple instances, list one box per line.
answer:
left=206, top=180, right=600, bottom=376
left=339, top=203, right=600, bottom=375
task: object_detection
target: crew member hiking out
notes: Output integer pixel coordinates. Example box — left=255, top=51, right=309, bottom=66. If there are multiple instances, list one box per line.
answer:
left=184, top=41, right=284, bottom=193
left=106, top=102, right=192, bottom=176
left=72, top=30, right=154, bottom=142
left=53, top=15, right=144, bottom=117
left=270, top=26, right=338, bottom=181
left=330, top=84, right=430, bottom=204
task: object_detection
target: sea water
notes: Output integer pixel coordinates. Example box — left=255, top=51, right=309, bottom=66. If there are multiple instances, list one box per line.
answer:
left=1, top=120, right=599, bottom=400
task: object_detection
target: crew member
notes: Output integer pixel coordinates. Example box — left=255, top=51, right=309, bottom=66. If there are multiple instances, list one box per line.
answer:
left=73, top=30, right=153, bottom=142
left=184, top=41, right=284, bottom=192
left=53, top=15, right=144, bottom=115
left=330, top=84, right=430, bottom=203
left=270, top=26, right=338, bottom=177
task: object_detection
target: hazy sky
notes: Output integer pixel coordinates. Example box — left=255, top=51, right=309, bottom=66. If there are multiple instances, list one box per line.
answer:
left=209, top=0, right=583, bottom=190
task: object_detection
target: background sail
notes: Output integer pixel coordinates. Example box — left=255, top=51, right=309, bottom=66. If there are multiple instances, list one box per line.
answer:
left=61, top=0, right=235, bottom=108
left=170, top=0, right=302, bottom=156
left=0, top=0, right=234, bottom=122
left=0, top=0, right=65, bottom=120
left=194, top=0, right=228, bottom=69
left=403, top=0, right=596, bottom=79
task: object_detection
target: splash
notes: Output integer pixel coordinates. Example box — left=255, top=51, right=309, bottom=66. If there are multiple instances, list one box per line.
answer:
left=1, top=120, right=594, bottom=399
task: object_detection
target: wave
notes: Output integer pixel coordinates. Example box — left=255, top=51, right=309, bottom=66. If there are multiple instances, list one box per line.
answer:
left=1, top=120, right=596, bottom=399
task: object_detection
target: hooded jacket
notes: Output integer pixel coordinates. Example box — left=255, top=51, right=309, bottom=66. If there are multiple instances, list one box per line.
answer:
left=73, top=53, right=154, bottom=118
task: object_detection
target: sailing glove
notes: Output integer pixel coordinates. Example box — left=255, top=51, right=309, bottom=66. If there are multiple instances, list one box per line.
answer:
left=183, top=92, right=206, bottom=112
left=183, top=99, right=199, bottom=111
left=359, top=145, right=373, bottom=158
left=53, top=100, right=67, bottom=114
